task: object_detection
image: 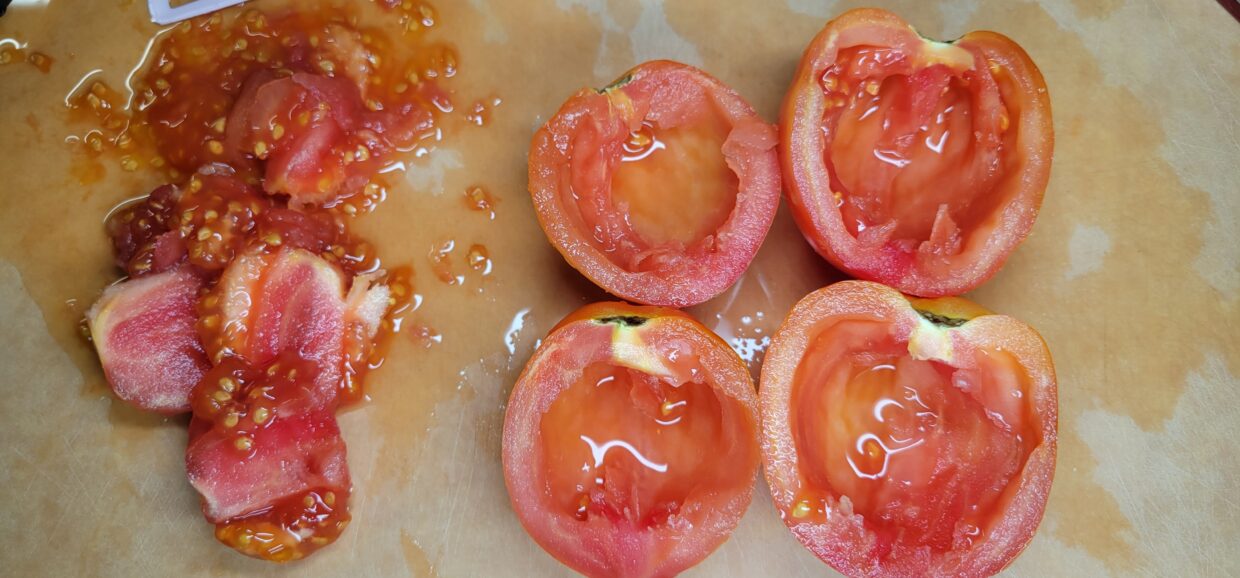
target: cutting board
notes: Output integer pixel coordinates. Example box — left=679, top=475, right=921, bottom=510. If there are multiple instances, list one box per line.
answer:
left=1, top=0, right=1236, bottom=575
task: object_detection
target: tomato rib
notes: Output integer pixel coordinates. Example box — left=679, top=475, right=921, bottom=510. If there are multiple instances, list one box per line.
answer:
left=503, top=303, right=760, bottom=577
left=530, top=61, right=781, bottom=307
left=760, top=281, right=1056, bottom=577
left=782, top=9, right=1053, bottom=297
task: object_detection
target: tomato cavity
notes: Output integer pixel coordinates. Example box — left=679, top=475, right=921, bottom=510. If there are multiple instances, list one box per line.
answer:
left=530, top=61, right=779, bottom=307
left=574, top=98, right=743, bottom=275
left=540, top=362, right=731, bottom=529
left=610, top=111, right=739, bottom=249
left=789, top=318, right=1035, bottom=560
left=822, top=45, right=1009, bottom=260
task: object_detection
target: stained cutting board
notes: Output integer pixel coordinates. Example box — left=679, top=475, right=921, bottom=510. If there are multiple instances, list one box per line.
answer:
left=0, top=0, right=1236, bottom=575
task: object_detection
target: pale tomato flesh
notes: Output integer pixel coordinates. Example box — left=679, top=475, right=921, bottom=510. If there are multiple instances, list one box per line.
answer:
left=540, top=361, right=733, bottom=528
left=610, top=109, right=739, bottom=248
left=790, top=318, right=1036, bottom=556
left=822, top=45, right=1011, bottom=257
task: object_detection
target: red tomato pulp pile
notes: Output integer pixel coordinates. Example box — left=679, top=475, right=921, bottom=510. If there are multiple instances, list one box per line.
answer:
left=512, top=8, right=1057, bottom=578
left=84, top=1, right=452, bottom=562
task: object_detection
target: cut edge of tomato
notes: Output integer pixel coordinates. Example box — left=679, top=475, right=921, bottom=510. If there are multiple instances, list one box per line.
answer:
left=87, top=265, right=210, bottom=414
left=759, top=281, right=1056, bottom=577
left=780, top=8, right=1053, bottom=297
left=530, top=60, right=781, bottom=308
left=504, top=303, right=760, bottom=577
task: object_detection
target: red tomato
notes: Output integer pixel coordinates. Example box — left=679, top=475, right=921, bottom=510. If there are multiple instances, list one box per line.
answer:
left=503, top=303, right=761, bottom=577
left=759, top=281, right=1056, bottom=577
left=86, top=265, right=210, bottom=414
left=176, top=168, right=275, bottom=272
left=782, top=9, right=1053, bottom=297
left=529, top=61, right=781, bottom=307
left=105, top=184, right=184, bottom=277
left=186, top=355, right=351, bottom=563
left=226, top=70, right=434, bottom=206
left=201, top=247, right=390, bottom=408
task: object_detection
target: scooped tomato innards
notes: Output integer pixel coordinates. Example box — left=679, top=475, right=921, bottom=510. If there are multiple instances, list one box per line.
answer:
left=84, top=1, right=448, bottom=562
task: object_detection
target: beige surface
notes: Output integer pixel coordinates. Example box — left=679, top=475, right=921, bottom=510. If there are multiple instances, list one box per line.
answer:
left=1, top=0, right=1237, bottom=576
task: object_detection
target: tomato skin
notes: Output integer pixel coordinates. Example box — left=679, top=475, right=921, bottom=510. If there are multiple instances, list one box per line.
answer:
left=529, top=61, right=781, bottom=308
left=503, top=302, right=760, bottom=578
left=781, top=9, right=1053, bottom=297
left=759, top=281, right=1056, bottom=577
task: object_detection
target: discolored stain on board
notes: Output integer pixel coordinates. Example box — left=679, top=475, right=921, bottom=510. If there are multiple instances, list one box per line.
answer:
left=965, top=0, right=1240, bottom=571
left=401, top=529, right=439, bottom=577
left=1071, top=0, right=1122, bottom=20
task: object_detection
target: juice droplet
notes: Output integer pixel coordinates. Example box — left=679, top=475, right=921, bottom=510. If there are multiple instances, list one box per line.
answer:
left=406, top=325, right=442, bottom=349
left=463, top=185, right=495, bottom=219
left=466, top=244, right=492, bottom=275
left=464, top=96, right=501, bottom=126
left=620, top=121, right=665, bottom=162
left=428, top=239, right=463, bottom=285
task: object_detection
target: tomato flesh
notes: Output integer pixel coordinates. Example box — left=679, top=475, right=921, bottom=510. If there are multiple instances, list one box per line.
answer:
left=87, top=266, right=210, bottom=414
left=187, top=354, right=352, bottom=562
left=609, top=111, right=738, bottom=249
left=529, top=60, right=781, bottom=307
left=134, top=5, right=448, bottom=206
left=541, top=362, right=727, bottom=528
left=790, top=319, right=1034, bottom=557
left=826, top=53, right=1004, bottom=253
left=504, top=304, right=760, bottom=577
left=86, top=2, right=446, bottom=563
left=782, top=9, right=1053, bottom=296
left=214, top=486, right=350, bottom=563
left=759, top=281, right=1056, bottom=577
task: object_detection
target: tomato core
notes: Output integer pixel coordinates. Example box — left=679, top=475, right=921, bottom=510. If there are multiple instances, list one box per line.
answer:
left=821, top=45, right=1009, bottom=257
left=610, top=110, right=738, bottom=248
left=539, top=360, right=742, bottom=529
left=790, top=319, right=1036, bottom=555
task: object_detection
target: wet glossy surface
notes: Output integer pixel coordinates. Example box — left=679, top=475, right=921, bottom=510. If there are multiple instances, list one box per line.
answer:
left=827, top=47, right=1002, bottom=247
left=541, top=362, right=730, bottom=527
left=1, top=0, right=1238, bottom=576
left=790, top=319, right=1034, bottom=555
left=612, top=115, right=738, bottom=247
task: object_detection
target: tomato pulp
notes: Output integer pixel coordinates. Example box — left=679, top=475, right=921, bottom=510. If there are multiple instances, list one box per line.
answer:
left=83, top=2, right=437, bottom=562
left=782, top=9, right=1053, bottom=297
left=503, top=303, right=761, bottom=577
left=529, top=61, right=781, bottom=307
left=760, top=281, right=1056, bottom=577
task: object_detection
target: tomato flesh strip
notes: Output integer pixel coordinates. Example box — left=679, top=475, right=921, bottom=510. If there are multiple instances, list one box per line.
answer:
left=790, top=319, right=1034, bottom=559
left=540, top=360, right=735, bottom=529
left=610, top=110, right=738, bottom=248
left=823, top=45, right=1006, bottom=256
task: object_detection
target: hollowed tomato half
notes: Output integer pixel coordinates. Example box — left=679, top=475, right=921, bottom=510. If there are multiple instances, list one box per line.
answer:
left=529, top=61, right=781, bottom=307
left=503, top=303, right=760, bottom=577
left=782, top=9, right=1053, bottom=297
left=760, top=281, right=1056, bottom=577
